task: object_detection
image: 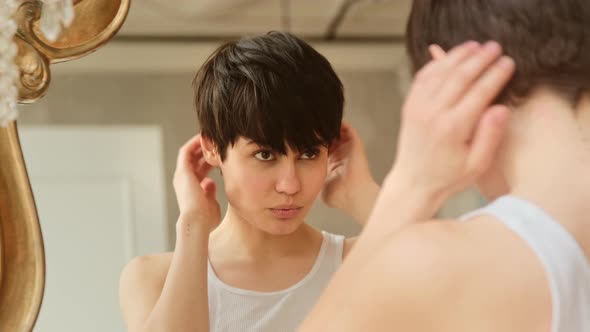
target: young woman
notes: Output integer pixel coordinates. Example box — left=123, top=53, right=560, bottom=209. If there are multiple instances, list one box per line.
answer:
left=118, top=32, right=381, bottom=332
left=300, top=1, right=590, bottom=331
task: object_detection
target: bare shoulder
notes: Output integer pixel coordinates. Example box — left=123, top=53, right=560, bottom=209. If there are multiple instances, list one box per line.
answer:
left=340, top=220, right=461, bottom=261
left=120, top=252, right=173, bottom=290
left=300, top=218, right=551, bottom=331
left=302, top=222, right=473, bottom=331
left=376, top=220, right=472, bottom=279
left=367, top=217, right=552, bottom=331
left=385, top=216, right=551, bottom=295
left=119, top=252, right=174, bottom=329
left=127, top=251, right=174, bottom=267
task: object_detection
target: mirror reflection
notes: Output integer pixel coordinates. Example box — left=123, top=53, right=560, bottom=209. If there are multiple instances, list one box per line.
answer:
left=16, top=1, right=482, bottom=331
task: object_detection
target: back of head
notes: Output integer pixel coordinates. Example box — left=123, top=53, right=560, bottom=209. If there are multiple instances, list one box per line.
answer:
left=193, top=31, right=344, bottom=160
left=406, top=0, right=590, bottom=105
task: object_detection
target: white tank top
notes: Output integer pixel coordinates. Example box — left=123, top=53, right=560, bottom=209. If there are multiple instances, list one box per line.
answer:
left=207, top=231, right=345, bottom=332
left=461, top=195, right=590, bottom=332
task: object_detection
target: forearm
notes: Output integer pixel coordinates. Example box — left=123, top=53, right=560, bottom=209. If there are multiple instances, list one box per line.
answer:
left=344, top=170, right=444, bottom=268
left=143, top=215, right=211, bottom=332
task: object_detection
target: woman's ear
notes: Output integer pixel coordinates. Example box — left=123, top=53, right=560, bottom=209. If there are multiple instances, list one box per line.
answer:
left=200, top=135, right=221, bottom=167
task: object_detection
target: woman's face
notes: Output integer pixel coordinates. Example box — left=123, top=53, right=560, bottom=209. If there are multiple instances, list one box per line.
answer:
left=214, top=137, right=328, bottom=235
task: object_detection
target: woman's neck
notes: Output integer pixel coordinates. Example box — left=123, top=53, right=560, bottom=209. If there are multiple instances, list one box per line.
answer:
left=506, top=90, right=590, bottom=237
left=209, top=204, right=322, bottom=262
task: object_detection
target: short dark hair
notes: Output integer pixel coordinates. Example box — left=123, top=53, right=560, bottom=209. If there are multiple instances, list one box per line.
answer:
left=193, top=31, right=344, bottom=160
left=406, top=0, right=590, bottom=104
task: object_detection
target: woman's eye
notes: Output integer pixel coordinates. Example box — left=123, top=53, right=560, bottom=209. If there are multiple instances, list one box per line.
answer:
left=300, top=149, right=319, bottom=160
left=254, top=150, right=275, bottom=161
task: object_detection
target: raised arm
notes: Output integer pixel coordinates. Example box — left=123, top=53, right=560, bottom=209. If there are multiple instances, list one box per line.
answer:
left=120, top=134, right=221, bottom=332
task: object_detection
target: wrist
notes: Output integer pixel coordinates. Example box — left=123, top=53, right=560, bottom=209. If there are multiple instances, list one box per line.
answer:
left=384, top=167, right=446, bottom=200
left=174, top=214, right=211, bottom=257
left=380, top=170, right=446, bottom=219
left=176, top=213, right=214, bottom=235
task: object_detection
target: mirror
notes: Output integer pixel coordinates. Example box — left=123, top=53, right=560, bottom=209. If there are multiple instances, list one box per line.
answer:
left=4, top=1, right=484, bottom=331
left=1, top=0, right=129, bottom=330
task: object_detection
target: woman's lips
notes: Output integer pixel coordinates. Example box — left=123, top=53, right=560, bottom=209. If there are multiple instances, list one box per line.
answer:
left=269, top=206, right=302, bottom=219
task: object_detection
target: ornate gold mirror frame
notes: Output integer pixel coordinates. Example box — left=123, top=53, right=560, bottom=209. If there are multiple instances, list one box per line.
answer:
left=0, top=1, right=130, bottom=330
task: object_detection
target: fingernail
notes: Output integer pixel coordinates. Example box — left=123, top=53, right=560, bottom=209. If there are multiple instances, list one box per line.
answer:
left=465, top=41, right=480, bottom=49
left=484, top=41, right=501, bottom=53
left=498, top=56, right=515, bottom=69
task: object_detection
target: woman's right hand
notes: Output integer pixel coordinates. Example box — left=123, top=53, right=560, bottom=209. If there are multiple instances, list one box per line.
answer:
left=388, top=41, right=515, bottom=204
left=173, top=134, right=221, bottom=232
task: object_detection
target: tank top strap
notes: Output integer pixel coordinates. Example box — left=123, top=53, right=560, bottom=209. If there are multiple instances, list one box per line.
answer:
left=320, top=230, right=345, bottom=270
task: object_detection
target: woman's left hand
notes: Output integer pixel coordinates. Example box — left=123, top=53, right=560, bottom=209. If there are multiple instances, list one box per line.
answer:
left=321, top=121, right=379, bottom=224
